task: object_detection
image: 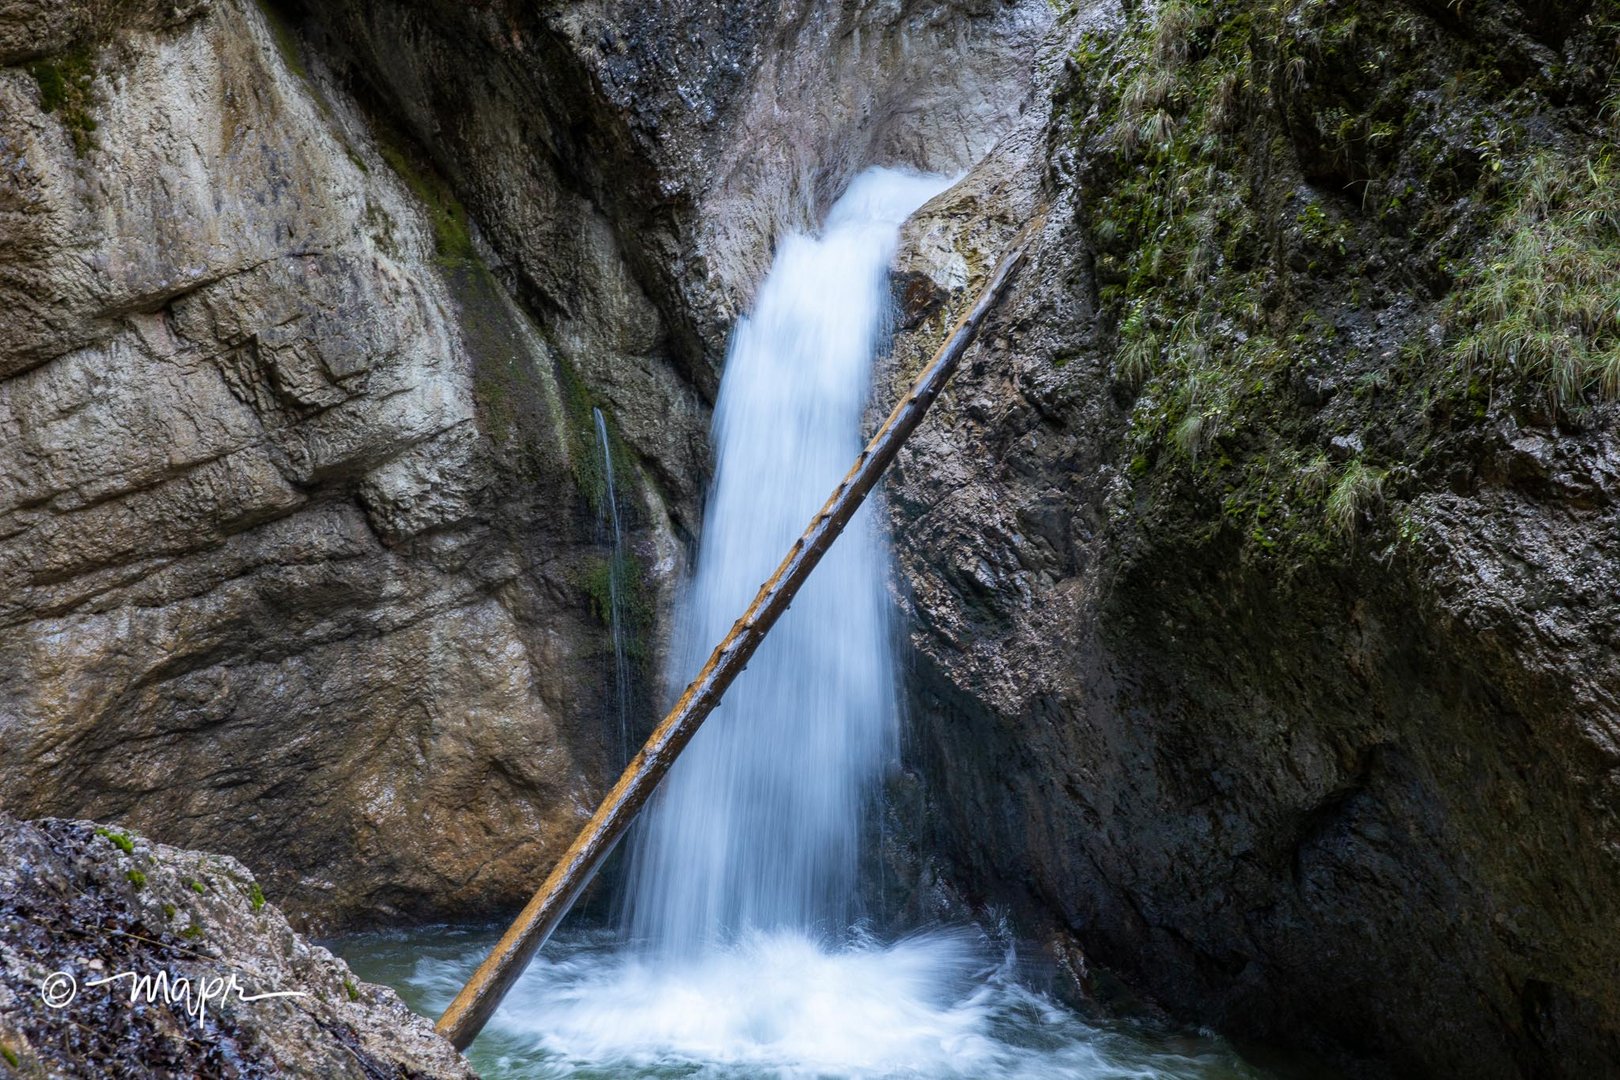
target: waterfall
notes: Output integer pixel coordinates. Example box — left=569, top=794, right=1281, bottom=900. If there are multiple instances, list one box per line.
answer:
left=593, top=406, right=632, bottom=763
left=346, top=166, right=1274, bottom=1080
left=620, top=166, right=955, bottom=954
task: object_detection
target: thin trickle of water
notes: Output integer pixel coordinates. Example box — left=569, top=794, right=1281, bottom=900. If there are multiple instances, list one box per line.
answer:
left=621, top=167, right=957, bottom=955
left=593, top=406, right=632, bottom=764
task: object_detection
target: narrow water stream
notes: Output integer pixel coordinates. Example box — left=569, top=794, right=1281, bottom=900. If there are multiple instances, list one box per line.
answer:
left=592, top=405, right=632, bottom=765
left=340, top=169, right=1282, bottom=1078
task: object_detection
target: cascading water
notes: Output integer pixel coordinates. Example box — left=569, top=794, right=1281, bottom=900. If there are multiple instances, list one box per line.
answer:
left=341, top=167, right=1275, bottom=1080
left=593, top=406, right=632, bottom=764
left=620, top=167, right=954, bottom=955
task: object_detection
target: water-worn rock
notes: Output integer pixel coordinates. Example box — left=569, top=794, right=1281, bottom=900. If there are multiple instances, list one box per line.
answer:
left=0, top=814, right=473, bottom=1077
left=0, top=0, right=661, bottom=931
left=0, top=0, right=1053, bottom=936
left=882, top=1, right=1620, bottom=1075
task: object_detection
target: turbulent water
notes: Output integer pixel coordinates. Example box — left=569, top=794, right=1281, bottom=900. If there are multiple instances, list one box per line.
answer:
left=340, top=169, right=1277, bottom=1079
left=344, top=925, right=1273, bottom=1080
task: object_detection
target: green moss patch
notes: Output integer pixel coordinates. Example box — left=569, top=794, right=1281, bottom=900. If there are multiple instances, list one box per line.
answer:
left=375, top=135, right=475, bottom=267
left=255, top=0, right=309, bottom=82
left=28, top=48, right=98, bottom=156
left=581, top=550, right=653, bottom=657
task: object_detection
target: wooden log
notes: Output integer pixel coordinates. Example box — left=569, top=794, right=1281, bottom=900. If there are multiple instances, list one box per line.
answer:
left=434, top=222, right=1038, bottom=1051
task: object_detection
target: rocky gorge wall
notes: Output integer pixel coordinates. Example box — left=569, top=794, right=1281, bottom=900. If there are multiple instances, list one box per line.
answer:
left=0, top=0, right=1049, bottom=934
left=882, top=0, right=1620, bottom=1076
left=6, top=0, right=1619, bottom=1076
left=0, top=0, right=659, bottom=932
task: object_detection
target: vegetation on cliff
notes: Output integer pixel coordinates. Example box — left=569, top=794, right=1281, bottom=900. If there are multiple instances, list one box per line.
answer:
left=882, top=5, right=1620, bottom=1074
left=1062, top=0, right=1617, bottom=561
left=27, top=46, right=98, bottom=155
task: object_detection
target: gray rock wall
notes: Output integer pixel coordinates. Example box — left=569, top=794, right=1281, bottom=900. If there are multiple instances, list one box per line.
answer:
left=0, top=0, right=1052, bottom=934
left=880, top=1, right=1620, bottom=1075
left=0, top=813, right=474, bottom=1076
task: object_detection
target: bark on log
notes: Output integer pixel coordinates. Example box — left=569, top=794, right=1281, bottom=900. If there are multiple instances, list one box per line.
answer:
left=435, top=222, right=1039, bottom=1051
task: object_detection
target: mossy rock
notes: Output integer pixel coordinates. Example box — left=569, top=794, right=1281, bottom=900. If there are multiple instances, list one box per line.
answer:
left=1062, top=0, right=1617, bottom=568
left=28, top=47, right=98, bottom=156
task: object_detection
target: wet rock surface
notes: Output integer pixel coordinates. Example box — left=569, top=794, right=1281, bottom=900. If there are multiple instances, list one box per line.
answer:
left=881, top=1, right=1620, bottom=1075
left=0, top=814, right=473, bottom=1078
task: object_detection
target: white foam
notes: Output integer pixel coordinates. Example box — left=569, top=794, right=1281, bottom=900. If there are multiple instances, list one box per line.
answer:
left=377, top=927, right=1264, bottom=1079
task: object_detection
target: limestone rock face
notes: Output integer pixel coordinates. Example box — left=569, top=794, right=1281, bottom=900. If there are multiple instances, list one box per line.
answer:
left=0, top=0, right=1052, bottom=934
left=299, top=0, right=1053, bottom=463
left=0, top=0, right=634, bottom=930
left=0, top=814, right=474, bottom=1077
left=881, top=0, right=1620, bottom=1075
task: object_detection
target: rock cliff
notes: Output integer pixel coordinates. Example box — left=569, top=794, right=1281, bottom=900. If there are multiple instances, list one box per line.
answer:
left=0, top=0, right=1046, bottom=933
left=882, top=0, right=1620, bottom=1075
left=6, top=0, right=1619, bottom=1075
left=0, top=0, right=658, bottom=931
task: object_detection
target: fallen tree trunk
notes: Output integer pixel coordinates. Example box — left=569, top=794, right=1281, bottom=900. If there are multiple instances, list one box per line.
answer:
left=435, top=222, right=1038, bottom=1051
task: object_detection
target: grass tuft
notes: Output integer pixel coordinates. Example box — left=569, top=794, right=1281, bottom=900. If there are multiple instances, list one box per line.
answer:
left=1325, top=461, right=1385, bottom=536
left=1449, top=150, right=1620, bottom=405
left=1117, top=301, right=1160, bottom=384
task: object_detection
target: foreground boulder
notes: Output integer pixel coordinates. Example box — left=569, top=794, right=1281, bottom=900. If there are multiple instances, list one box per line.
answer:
left=0, top=816, right=472, bottom=1078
